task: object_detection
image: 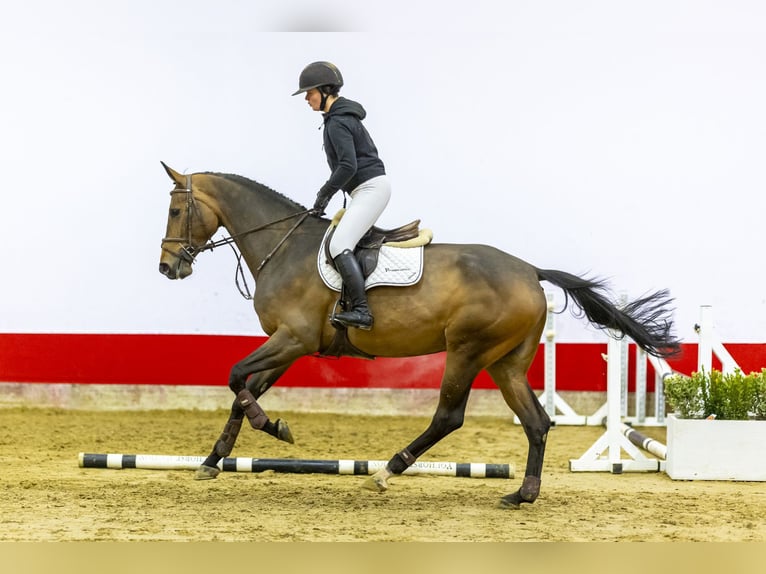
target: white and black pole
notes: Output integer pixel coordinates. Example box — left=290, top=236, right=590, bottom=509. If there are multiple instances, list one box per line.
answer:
left=79, top=453, right=514, bottom=479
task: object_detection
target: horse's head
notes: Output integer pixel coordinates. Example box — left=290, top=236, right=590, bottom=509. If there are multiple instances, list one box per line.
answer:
left=159, top=162, right=220, bottom=280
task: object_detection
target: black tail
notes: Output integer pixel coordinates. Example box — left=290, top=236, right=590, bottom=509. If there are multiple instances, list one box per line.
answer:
left=536, top=268, right=681, bottom=358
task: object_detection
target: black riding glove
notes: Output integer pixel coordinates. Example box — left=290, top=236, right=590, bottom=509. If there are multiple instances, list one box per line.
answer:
left=312, top=186, right=336, bottom=216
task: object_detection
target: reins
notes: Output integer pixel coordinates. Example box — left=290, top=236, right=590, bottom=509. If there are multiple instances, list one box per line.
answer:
left=225, top=210, right=310, bottom=300
left=161, top=174, right=312, bottom=298
left=196, top=210, right=311, bottom=259
left=254, top=212, right=311, bottom=273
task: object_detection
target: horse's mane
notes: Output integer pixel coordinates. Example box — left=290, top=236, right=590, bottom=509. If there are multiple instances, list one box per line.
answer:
left=203, top=172, right=308, bottom=211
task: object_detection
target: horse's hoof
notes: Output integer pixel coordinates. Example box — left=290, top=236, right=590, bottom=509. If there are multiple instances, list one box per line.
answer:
left=497, top=493, right=523, bottom=510
left=276, top=419, right=294, bottom=444
left=362, top=473, right=389, bottom=493
left=194, top=465, right=220, bottom=480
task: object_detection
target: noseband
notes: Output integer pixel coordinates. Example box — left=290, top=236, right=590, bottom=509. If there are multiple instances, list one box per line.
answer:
left=161, top=174, right=311, bottom=283
left=161, top=174, right=201, bottom=264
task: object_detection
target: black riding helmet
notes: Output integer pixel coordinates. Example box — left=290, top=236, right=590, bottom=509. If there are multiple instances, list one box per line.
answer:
left=291, top=61, right=344, bottom=108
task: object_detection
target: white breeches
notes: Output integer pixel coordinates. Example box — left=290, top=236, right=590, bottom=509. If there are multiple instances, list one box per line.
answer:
left=329, top=175, right=391, bottom=258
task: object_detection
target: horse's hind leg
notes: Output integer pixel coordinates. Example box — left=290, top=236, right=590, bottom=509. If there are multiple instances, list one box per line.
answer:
left=363, top=351, right=478, bottom=492
left=486, top=340, right=551, bottom=509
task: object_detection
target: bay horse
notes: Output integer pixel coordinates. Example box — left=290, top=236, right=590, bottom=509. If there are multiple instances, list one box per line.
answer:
left=158, top=162, right=680, bottom=508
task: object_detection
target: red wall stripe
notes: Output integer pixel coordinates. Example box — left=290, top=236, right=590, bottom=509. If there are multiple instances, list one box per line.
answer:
left=0, top=333, right=763, bottom=391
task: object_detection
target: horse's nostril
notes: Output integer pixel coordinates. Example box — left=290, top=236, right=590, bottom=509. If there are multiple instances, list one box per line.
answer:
left=159, top=262, right=172, bottom=277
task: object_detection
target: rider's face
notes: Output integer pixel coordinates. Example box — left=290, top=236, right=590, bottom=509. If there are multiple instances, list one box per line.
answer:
left=305, top=88, right=323, bottom=112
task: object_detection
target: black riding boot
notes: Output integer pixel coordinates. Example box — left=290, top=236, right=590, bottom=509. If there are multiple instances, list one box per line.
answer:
left=333, top=249, right=373, bottom=330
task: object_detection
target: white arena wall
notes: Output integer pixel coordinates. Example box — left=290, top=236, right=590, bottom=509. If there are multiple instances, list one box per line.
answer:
left=2, top=2, right=764, bottom=414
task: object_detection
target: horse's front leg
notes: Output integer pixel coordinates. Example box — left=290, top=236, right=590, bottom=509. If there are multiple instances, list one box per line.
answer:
left=195, top=330, right=309, bottom=480
left=195, top=401, right=246, bottom=479
left=195, top=365, right=294, bottom=480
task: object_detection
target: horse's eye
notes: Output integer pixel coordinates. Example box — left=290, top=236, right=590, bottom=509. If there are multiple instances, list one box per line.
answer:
left=169, top=208, right=181, bottom=217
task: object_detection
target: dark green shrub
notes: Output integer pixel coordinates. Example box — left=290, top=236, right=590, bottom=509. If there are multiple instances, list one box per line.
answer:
left=664, top=372, right=705, bottom=419
left=752, top=369, right=766, bottom=420
left=664, top=368, right=766, bottom=420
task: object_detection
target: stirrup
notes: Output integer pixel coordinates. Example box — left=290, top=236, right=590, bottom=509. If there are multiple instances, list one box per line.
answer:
left=333, top=309, right=373, bottom=330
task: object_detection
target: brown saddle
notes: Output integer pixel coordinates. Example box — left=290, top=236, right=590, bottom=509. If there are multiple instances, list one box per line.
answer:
left=323, top=214, right=424, bottom=278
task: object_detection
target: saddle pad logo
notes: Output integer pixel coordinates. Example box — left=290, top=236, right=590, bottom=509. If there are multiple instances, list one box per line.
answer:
left=317, top=228, right=424, bottom=292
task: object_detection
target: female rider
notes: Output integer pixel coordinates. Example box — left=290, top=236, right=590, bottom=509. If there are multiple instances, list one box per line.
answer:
left=292, top=61, right=391, bottom=330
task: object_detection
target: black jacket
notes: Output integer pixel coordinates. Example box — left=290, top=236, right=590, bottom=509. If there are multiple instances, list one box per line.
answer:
left=319, top=97, right=386, bottom=199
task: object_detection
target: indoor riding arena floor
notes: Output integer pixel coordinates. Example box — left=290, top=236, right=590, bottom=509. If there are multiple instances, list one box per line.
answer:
left=1, top=407, right=764, bottom=542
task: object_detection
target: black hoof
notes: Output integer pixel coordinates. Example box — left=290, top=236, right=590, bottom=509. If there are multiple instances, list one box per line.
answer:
left=276, top=419, right=294, bottom=444
left=195, top=465, right=220, bottom=480
left=497, top=492, right=526, bottom=510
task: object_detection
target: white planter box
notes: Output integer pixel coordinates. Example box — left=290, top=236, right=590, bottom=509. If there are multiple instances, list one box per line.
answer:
left=666, top=414, right=766, bottom=481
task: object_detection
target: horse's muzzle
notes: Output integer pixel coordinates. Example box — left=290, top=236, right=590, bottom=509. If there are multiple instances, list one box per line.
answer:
left=158, top=262, right=177, bottom=279
left=158, top=260, right=192, bottom=280
left=159, top=244, right=196, bottom=280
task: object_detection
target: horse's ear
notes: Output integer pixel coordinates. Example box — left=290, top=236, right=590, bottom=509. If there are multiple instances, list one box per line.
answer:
left=161, top=161, right=185, bottom=186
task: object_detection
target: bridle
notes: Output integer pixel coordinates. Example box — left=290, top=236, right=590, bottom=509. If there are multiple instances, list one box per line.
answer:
left=161, top=174, right=311, bottom=294
left=161, top=174, right=203, bottom=265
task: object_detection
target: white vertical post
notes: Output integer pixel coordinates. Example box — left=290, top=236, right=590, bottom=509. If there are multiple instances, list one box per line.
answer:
left=697, top=305, right=713, bottom=374
left=655, top=370, right=666, bottom=424
left=619, top=294, right=628, bottom=418
left=607, top=334, right=623, bottom=472
left=620, top=338, right=629, bottom=417
left=635, top=346, right=647, bottom=424
left=544, top=293, right=556, bottom=418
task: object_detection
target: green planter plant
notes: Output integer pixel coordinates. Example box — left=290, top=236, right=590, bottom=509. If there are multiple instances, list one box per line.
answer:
left=664, top=368, right=766, bottom=481
left=664, top=368, right=766, bottom=420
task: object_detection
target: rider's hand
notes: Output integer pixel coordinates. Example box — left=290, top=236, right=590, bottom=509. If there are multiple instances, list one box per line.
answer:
left=312, top=193, right=331, bottom=216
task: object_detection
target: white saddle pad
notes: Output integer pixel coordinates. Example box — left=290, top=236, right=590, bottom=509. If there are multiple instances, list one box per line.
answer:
left=317, top=226, right=425, bottom=292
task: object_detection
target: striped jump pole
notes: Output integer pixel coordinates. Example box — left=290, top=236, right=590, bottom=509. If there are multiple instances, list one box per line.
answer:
left=619, top=423, right=667, bottom=460
left=78, top=453, right=514, bottom=479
